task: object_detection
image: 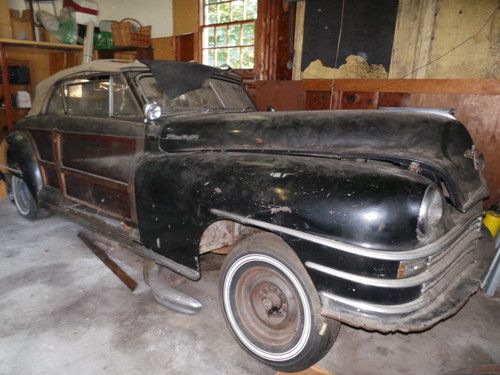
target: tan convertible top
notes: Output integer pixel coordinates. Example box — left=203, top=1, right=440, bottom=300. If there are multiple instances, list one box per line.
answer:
left=29, top=59, right=147, bottom=116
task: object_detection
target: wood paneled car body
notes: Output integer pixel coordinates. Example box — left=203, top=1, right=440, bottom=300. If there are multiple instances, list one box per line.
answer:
left=1, top=60, right=494, bottom=371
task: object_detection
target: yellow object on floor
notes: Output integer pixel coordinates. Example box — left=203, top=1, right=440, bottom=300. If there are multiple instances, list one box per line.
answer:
left=483, top=210, right=500, bottom=238
left=0, top=180, right=8, bottom=200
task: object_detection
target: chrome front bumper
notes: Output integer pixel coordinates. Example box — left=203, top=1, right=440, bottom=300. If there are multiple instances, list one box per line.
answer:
left=318, top=223, right=494, bottom=333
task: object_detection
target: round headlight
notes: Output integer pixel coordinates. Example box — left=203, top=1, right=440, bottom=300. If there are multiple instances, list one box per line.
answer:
left=417, top=185, right=444, bottom=238
left=144, top=101, right=162, bottom=121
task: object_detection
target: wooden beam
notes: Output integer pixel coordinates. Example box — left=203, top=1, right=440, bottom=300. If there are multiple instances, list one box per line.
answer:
left=0, top=42, right=14, bottom=130
left=78, top=231, right=138, bottom=292
left=412, top=0, right=439, bottom=79
left=0, top=38, right=84, bottom=50
left=292, top=0, right=305, bottom=80
left=302, top=79, right=500, bottom=95
left=389, top=0, right=439, bottom=79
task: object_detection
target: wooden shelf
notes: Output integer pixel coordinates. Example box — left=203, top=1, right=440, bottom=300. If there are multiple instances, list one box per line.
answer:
left=0, top=38, right=83, bottom=51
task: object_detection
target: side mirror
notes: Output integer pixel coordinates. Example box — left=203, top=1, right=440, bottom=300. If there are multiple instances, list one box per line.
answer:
left=144, top=101, right=162, bottom=121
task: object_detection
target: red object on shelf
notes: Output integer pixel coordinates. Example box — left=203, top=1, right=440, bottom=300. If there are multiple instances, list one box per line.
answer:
left=62, top=0, right=98, bottom=16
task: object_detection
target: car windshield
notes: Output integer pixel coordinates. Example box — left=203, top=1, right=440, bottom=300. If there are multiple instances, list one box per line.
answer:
left=137, top=74, right=256, bottom=114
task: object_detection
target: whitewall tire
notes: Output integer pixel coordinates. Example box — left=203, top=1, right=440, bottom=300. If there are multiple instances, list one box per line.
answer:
left=219, top=232, right=340, bottom=372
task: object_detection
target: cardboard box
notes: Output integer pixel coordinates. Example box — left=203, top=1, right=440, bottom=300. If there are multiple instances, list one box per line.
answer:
left=10, top=9, right=34, bottom=40
left=0, top=0, right=12, bottom=38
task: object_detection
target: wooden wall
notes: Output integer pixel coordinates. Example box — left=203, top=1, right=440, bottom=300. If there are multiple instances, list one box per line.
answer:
left=4, top=46, right=80, bottom=120
left=6, top=47, right=79, bottom=86
left=293, top=0, right=499, bottom=79
left=173, top=0, right=198, bottom=35
left=389, top=0, right=499, bottom=79
left=254, top=0, right=294, bottom=80
left=246, top=79, right=500, bottom=205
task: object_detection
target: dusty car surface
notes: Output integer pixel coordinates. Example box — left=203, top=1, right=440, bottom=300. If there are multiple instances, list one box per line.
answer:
left=1, top=60, right=494, bottom=372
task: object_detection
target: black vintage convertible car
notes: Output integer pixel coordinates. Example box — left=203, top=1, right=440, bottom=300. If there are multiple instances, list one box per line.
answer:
left=0, top=60, right=494, bottom=371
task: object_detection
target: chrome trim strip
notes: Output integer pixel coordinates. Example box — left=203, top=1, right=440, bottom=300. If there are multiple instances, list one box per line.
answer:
left=305, top=226, right=481, bottom=288
left=319, top=239, right=484, bottom=315
left=379, top=107, right=456, bottom=120
left=320, top=290, right=425, bottom=314
left=462, top=184, right=489, bottom=212
left=427, top=221, right=481, bottom=266
left=210, top=209, right=480, bottom=261
left=0, top=163, right=22, bottom=175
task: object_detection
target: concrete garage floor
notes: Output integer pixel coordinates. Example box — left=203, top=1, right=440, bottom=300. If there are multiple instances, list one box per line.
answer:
left=0, top=199, right=499, bottom=375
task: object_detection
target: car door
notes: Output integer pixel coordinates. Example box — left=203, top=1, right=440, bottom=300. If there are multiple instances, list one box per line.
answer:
left=37, top=73, right=144, bottom=223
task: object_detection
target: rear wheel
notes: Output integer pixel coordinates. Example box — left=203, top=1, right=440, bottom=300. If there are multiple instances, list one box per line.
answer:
left=219, top=232, right=340, bottom=372
left=12, top=175, right=39, bottom=220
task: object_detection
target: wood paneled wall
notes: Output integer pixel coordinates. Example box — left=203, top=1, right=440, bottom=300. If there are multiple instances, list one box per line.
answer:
left=254, top=0, right=294, bottom=80
left=246, top=79, right=500, bottom=205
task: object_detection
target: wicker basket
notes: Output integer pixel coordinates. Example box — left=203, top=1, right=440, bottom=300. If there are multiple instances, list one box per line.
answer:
left=111, top=18, right=151, bottom=48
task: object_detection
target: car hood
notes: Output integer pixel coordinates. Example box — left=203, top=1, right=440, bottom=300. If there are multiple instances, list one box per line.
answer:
left=157, top=110, right=487, bottom=212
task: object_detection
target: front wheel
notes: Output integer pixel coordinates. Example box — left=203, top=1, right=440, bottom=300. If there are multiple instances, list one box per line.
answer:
left=11, top=175, right=39, bottom=220
left=219, top=232, right=340, bottom=372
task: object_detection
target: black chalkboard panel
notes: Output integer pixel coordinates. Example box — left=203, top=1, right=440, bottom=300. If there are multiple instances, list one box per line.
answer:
left=301, top=0, right=399, bottom=71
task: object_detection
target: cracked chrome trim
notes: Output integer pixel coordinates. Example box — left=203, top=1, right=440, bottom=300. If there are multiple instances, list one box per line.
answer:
left=210, top=208, right=481, bottom=261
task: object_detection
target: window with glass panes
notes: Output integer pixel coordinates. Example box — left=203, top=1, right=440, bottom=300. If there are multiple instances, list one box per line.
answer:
left=201, top=0, right=257, bottom=69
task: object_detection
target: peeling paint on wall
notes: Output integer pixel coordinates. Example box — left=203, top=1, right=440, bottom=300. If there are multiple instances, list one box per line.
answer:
left=302, top=55, right=388, bottom=79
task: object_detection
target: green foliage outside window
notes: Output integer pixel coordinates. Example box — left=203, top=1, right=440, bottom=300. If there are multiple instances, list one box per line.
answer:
left=202, top=0, right=257, bottom=69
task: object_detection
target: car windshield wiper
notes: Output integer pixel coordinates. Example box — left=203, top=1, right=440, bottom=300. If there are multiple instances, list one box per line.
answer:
left=205, top=106, right=256, bottom=112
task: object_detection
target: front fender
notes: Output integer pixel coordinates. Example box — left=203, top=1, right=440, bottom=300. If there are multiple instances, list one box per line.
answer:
left=135, top=151, right=430, bottom=275
left=5, top=131, right=43, bottom=201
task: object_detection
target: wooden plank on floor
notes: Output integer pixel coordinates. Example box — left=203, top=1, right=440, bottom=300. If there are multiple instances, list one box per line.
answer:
left=78, top=231, right=138, bottom=292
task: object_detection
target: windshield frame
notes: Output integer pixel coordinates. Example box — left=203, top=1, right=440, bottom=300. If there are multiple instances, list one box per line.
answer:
left=132, top=71, right=256, bottom=116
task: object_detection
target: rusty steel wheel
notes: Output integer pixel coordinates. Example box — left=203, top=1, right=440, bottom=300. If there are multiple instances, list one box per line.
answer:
left=219, top=232, right=340, bottom=372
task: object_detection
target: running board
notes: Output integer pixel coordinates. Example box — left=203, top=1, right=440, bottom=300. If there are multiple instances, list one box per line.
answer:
left=143, top=261, right=202, bottom=314
left=38, top=186, right=200, bottom=281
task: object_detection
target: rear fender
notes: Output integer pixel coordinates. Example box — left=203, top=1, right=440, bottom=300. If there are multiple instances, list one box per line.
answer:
left=4, top=131, right=43, bottom=201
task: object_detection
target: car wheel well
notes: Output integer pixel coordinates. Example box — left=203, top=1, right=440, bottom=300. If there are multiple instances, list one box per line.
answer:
left=199, top=219, right=263, bottom=256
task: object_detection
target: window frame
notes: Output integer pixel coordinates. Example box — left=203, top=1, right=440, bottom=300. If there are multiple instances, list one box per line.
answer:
left=44, top=73, right=141, bottom=118
left=65, top=76, right=111, bottom=117
left=199, top=0, right=257, bottom=76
